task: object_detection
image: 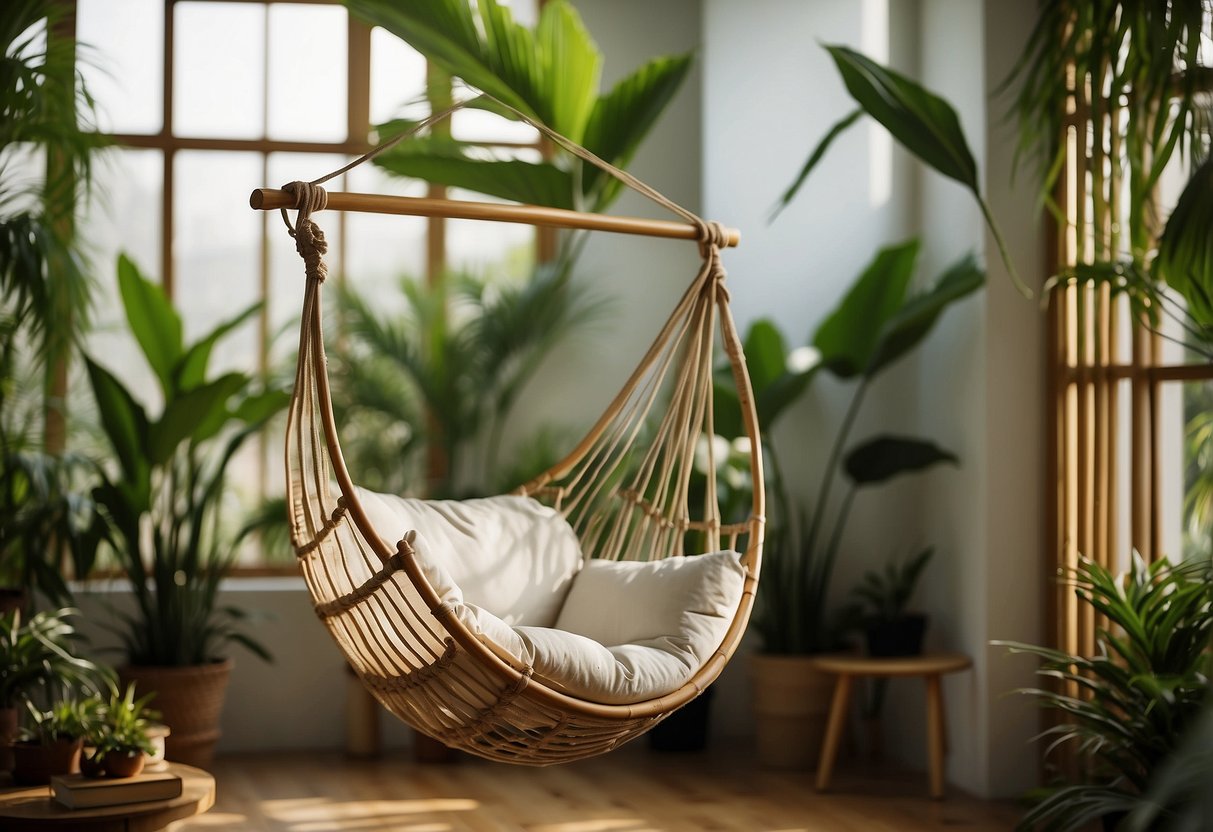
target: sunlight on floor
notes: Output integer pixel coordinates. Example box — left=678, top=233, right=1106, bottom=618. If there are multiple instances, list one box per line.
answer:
left=530, top=820, right=649, bottom=832
left=251, top=796, right=478, bottom=832
left=180, top=812, right=250, bottom=827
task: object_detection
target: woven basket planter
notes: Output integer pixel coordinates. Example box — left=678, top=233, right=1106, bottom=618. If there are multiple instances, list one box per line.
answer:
left=750, top=654, right=835, bottom=769
left=120, top=659, right=233, bottom=770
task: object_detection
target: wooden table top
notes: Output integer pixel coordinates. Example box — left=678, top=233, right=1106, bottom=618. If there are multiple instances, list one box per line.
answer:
left=0, top=762, right=215, bottom=832
left=809, top=652, right=973, bottom=677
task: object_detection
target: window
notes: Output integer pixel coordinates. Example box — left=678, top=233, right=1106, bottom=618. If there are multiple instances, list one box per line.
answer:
left=73, top=0, right=542, bottom=567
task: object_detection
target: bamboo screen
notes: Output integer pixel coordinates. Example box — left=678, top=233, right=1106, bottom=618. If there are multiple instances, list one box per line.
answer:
left=1047, top=72, right=1213, bottom=663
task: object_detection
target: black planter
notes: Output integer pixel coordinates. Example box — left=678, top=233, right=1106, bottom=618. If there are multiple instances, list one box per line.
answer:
left=865, top=614, right=927, bottom=657
left=648, top=686, right=715, bottom=752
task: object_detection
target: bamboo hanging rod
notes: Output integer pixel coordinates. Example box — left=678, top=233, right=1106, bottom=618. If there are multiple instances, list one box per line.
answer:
left=249, top=188, right=740, bottom=248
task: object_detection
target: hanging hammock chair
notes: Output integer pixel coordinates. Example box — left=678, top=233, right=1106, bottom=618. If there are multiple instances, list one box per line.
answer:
left=255, top=100, right=764, bottom=765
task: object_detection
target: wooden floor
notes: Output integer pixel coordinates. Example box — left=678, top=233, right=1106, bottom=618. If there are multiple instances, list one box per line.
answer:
left=175, top=745, right=1021, bottom=831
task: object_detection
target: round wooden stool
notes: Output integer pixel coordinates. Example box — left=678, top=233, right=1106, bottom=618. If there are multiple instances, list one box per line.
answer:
left=810, top=652, right=972, bottom=799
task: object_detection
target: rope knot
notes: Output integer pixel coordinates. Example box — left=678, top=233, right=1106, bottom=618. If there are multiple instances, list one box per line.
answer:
left=280, top=181, right=330, bottom=284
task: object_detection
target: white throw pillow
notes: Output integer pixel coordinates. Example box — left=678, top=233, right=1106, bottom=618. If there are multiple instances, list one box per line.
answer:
left=355, top=490, right=583, bottom=627
left=555, top=552, right=746, bottom=647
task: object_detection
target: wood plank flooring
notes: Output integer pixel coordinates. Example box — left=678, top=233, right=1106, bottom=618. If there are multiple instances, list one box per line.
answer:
left=175, top=745, right=1021, bottom=831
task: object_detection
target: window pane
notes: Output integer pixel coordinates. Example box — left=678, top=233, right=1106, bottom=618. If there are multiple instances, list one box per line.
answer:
left=173, top=3, right=266, bottom=139
left=77, top=0, right=163, bottom=134
left=0, top=144, right=46, bottom=215
left=173, top=150, right=262, bottom=375
left=267, top=4, right=347, bottom=142
left=451, top=87, right=540, bottom=144
left=343, top=164, right=427, bottom=309
left=446, top=171, right=537, bottom=285
left=370, top=27, right=427, bottom=125
left=80, top=148, right=164, bottom=416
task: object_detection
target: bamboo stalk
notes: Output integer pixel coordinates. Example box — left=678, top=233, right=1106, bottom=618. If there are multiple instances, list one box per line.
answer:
left=250, top=188, right=742, bottom=248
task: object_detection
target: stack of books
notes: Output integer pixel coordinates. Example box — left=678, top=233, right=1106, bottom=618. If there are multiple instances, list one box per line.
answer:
left=50, top=771, right=183, bottom=809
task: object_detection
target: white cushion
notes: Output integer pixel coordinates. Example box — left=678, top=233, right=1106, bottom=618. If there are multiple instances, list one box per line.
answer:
left=356, top=490, right=582, bottom=626
left=460, top=551, right=745, bottom=704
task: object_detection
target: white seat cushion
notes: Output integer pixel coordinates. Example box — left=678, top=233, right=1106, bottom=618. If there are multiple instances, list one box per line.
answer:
left=356, top=490, right=582, bottom=626
left=460, top=551, right=746, bottom=704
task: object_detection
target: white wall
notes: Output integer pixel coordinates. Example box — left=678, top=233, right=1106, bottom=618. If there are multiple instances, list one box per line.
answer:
left=702, top=0, right=1046, bottom=798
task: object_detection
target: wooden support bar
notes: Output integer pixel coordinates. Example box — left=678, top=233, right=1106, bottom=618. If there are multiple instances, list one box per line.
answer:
left=250, top=188, right=741, bottom=248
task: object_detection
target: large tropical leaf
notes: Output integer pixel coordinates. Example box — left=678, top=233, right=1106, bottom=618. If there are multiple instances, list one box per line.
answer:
left=148, top=373, right=248, bottom=464
left=843, top=435, right=958, bottom=486
left=83, top=357, right=150, bottom=499
left=813, top=240, right=919, bottom=378
left=373, top=132, right=575, bottom=208
left=1156, top=155, right=1213, bottom=336
left=116, top=254, right=182, bottom=396
left=532, top=1, right=600, bottom=141
left=173, top=302, right=260, bottom=393
left=867, top=254, right=985, bottom=376
left=579, top=53, right=694, bottom=206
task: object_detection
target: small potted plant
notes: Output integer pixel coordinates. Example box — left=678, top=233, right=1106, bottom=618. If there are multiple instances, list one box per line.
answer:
left=12, top=697, right=102, bottom=785
left=81, top=684, right=159, bottom=779
left=841, top=546, right=935, bottom=657
left=0, top=608, right=112, bottom=773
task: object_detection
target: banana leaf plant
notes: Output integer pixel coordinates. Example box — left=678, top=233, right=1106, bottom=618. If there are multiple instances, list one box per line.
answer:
left=86, top=255, right=288, bottom=667
left=775, top=44, right=1022, bottom=295
left=712, top=240, right=982, bottom=654
left=995, top=554, right=1213, bottom=832
left=345, top=0, right=693, bottom=217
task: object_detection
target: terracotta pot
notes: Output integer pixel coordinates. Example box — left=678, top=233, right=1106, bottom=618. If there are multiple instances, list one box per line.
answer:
left=11, top=737, right=83, bottom=785
left=0, top=705, right=17, bottom=773
left=103, top=749, right=146, bottom=778
left=750, top=653, right=836, bottom=769
left=120, top=659, right=233, bottom=770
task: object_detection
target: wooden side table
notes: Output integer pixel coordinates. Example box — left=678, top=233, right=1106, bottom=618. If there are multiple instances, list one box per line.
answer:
left=0, top=762, right=215, bottom=831
left=811, top=652, right=972, bottom=799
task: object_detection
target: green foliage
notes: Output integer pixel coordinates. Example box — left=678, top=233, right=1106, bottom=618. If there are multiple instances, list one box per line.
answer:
left=87, top=256, right=286, bottom=666
left=1157, top=156, right=1213, bottom=340
left=331, top=263, right=604, bottom=498
left=0, top=1, right=107, bottom=604
left=843, top=546, right=934, bottom=626
left=996, top=555, right=1213, bottom=832
left=20, top=694, right=102, bottom=745
left=723, top=243, right=981, bottom=654
left=346, top=0, right=693, bottom=213
left=775, top=45, right=1019, bottom=293
left=0, top=607, right=111, bottom=709
left=86, top=683, right=158, bottom=759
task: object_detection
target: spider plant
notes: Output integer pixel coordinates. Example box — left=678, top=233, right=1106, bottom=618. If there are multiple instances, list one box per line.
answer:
left=1, top=0, right=107, bottom=606
left=0, top=607, right=112, bottom=714
left=995, top=554, right=1213, bottom=832
left=1010, top=0, right=1212, bottom=351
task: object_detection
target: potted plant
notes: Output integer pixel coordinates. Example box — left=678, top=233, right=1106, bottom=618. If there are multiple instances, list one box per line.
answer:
left=12, top=696, right=102, bottom=785
left=86, top=255, right=286, bottom=768
left=995, top=555, right=1213, bottom=831
left=0, top=0, right=107, bottom=614
left=80, top=683, right=158, bottom=779
left=841, top=546, right=935, bottom=658
left=718, top=242, right=975, bottom=768
left=0, top=607, right=111, bottom=772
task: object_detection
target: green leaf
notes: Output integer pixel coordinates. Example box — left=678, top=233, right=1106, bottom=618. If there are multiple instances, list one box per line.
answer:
left=1156, top=156, right=1213, bottom=334
left=533, top=1, right=600, bottom=141
left=825, top=45, right=977, bottom=191
left=580, top=52, right=694, bottom=206
left=148, top=373, right=248, bottom=463
left=232, top=388, right=291, bottom=427
left=373, top=135, right=575, bottom=209
left=84, top=357, right=150, bottom=493
left=867, top=254, right=985, bottom=377
left=344, top=0, right=535, bottom=118
left=116, top=254, right=182, bottom=395
left=773, top=107, right=863, bottom=216
left=813, top=240, right=919, bottom=378
left=843, top=435, right=958, bottom=486
left=174, top=302, right=260, bottom=393
left=743, top=319, right=788, bottom=392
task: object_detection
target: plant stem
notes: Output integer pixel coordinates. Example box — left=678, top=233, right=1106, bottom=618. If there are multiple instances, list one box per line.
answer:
left=805, top=377, right=869, bottom=560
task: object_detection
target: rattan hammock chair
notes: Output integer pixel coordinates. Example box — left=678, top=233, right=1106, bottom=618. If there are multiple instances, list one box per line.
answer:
left=254, top=100, right=764, bottom=765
